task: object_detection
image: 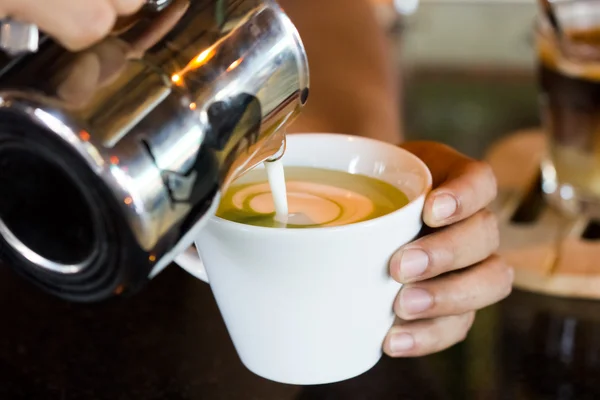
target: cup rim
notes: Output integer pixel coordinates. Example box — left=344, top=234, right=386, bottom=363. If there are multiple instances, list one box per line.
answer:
left=209, top=133, right=432, bottom=234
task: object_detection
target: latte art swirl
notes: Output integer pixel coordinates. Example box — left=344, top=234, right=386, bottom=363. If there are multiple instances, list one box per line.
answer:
left=232, top=181, right=375, bottom=227
left=216, top=166, right=409, bottom=229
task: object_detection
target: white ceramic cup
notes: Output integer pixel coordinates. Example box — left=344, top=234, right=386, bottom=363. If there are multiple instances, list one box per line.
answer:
left=175, top=133, right=432, bottom=385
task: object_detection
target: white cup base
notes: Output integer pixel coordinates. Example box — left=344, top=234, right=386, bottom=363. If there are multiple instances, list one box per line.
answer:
left=240, top=351, right=383, bottom=385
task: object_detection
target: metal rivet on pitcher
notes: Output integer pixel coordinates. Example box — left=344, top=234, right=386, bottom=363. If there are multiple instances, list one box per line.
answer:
left=0, top=20, right=38, bottom=55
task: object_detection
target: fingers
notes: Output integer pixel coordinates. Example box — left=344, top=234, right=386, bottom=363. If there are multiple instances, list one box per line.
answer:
left=384, top=312, right=475, bottom=357
left=5, top=0, right=145, bottom=51
left=9, top=0, right=116, bottom=51
left=109, top=0, right=146, bottom=15
left=424, top=160, right=497, bottom=228
left=390, top=209, right=499, bottom=283
left=401, top=141, right=497, bottom=228
left=386, top=142, right=504, bottom=358
left=394, top=255, right=513, bottom=321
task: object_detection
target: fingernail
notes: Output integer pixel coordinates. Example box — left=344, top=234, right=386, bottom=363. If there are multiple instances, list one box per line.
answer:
left=432, top=194, right=458, bottom=221
left=401, top=287, right=433, bottom=314
left=390, top=333, right=415, bottom=353
left=398, top=249, right=429, bottom=280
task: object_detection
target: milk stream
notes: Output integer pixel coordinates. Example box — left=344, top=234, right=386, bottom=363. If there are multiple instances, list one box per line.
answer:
left=264, top=159, right=289, bottom=223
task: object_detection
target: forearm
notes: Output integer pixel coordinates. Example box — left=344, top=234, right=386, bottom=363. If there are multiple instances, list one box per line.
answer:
left=279, top=0, right=402, bottom=144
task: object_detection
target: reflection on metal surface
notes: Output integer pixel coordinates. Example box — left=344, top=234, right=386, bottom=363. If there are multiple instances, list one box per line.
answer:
left=146, top=0, right=174, bottom=12
left=0, top=0, right=309, bottom=301
left=0, top=218, right=93, bottom=274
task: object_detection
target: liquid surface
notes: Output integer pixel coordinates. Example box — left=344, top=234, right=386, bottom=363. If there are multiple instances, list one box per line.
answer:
left=216, top=166, right=409, bottom=228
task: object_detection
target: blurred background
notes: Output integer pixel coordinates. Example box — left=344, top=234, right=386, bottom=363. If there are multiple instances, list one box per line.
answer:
left=374, top=0, right=538, bottom=157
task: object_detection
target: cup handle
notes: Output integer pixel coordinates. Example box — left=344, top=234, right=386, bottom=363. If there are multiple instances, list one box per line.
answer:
left=174, top=245, right=209, bottom=283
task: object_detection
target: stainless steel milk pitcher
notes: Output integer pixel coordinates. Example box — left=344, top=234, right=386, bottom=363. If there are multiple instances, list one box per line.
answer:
left=0, top=0, right=309, bottom=302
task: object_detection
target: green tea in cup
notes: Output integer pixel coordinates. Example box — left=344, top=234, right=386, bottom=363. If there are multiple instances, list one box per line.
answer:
left=216, top=164, right=409, bottom=228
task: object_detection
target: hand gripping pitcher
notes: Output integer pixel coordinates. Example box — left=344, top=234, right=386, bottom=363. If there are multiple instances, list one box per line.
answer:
left=0, top=0, right=309, bottom=302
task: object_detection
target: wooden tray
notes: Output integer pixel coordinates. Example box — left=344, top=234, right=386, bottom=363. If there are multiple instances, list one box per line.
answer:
left=487, top=129, right=600, bottom=300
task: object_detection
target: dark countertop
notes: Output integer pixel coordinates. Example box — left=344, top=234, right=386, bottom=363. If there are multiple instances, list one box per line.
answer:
left=2, top=261, right=600, bottom=400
